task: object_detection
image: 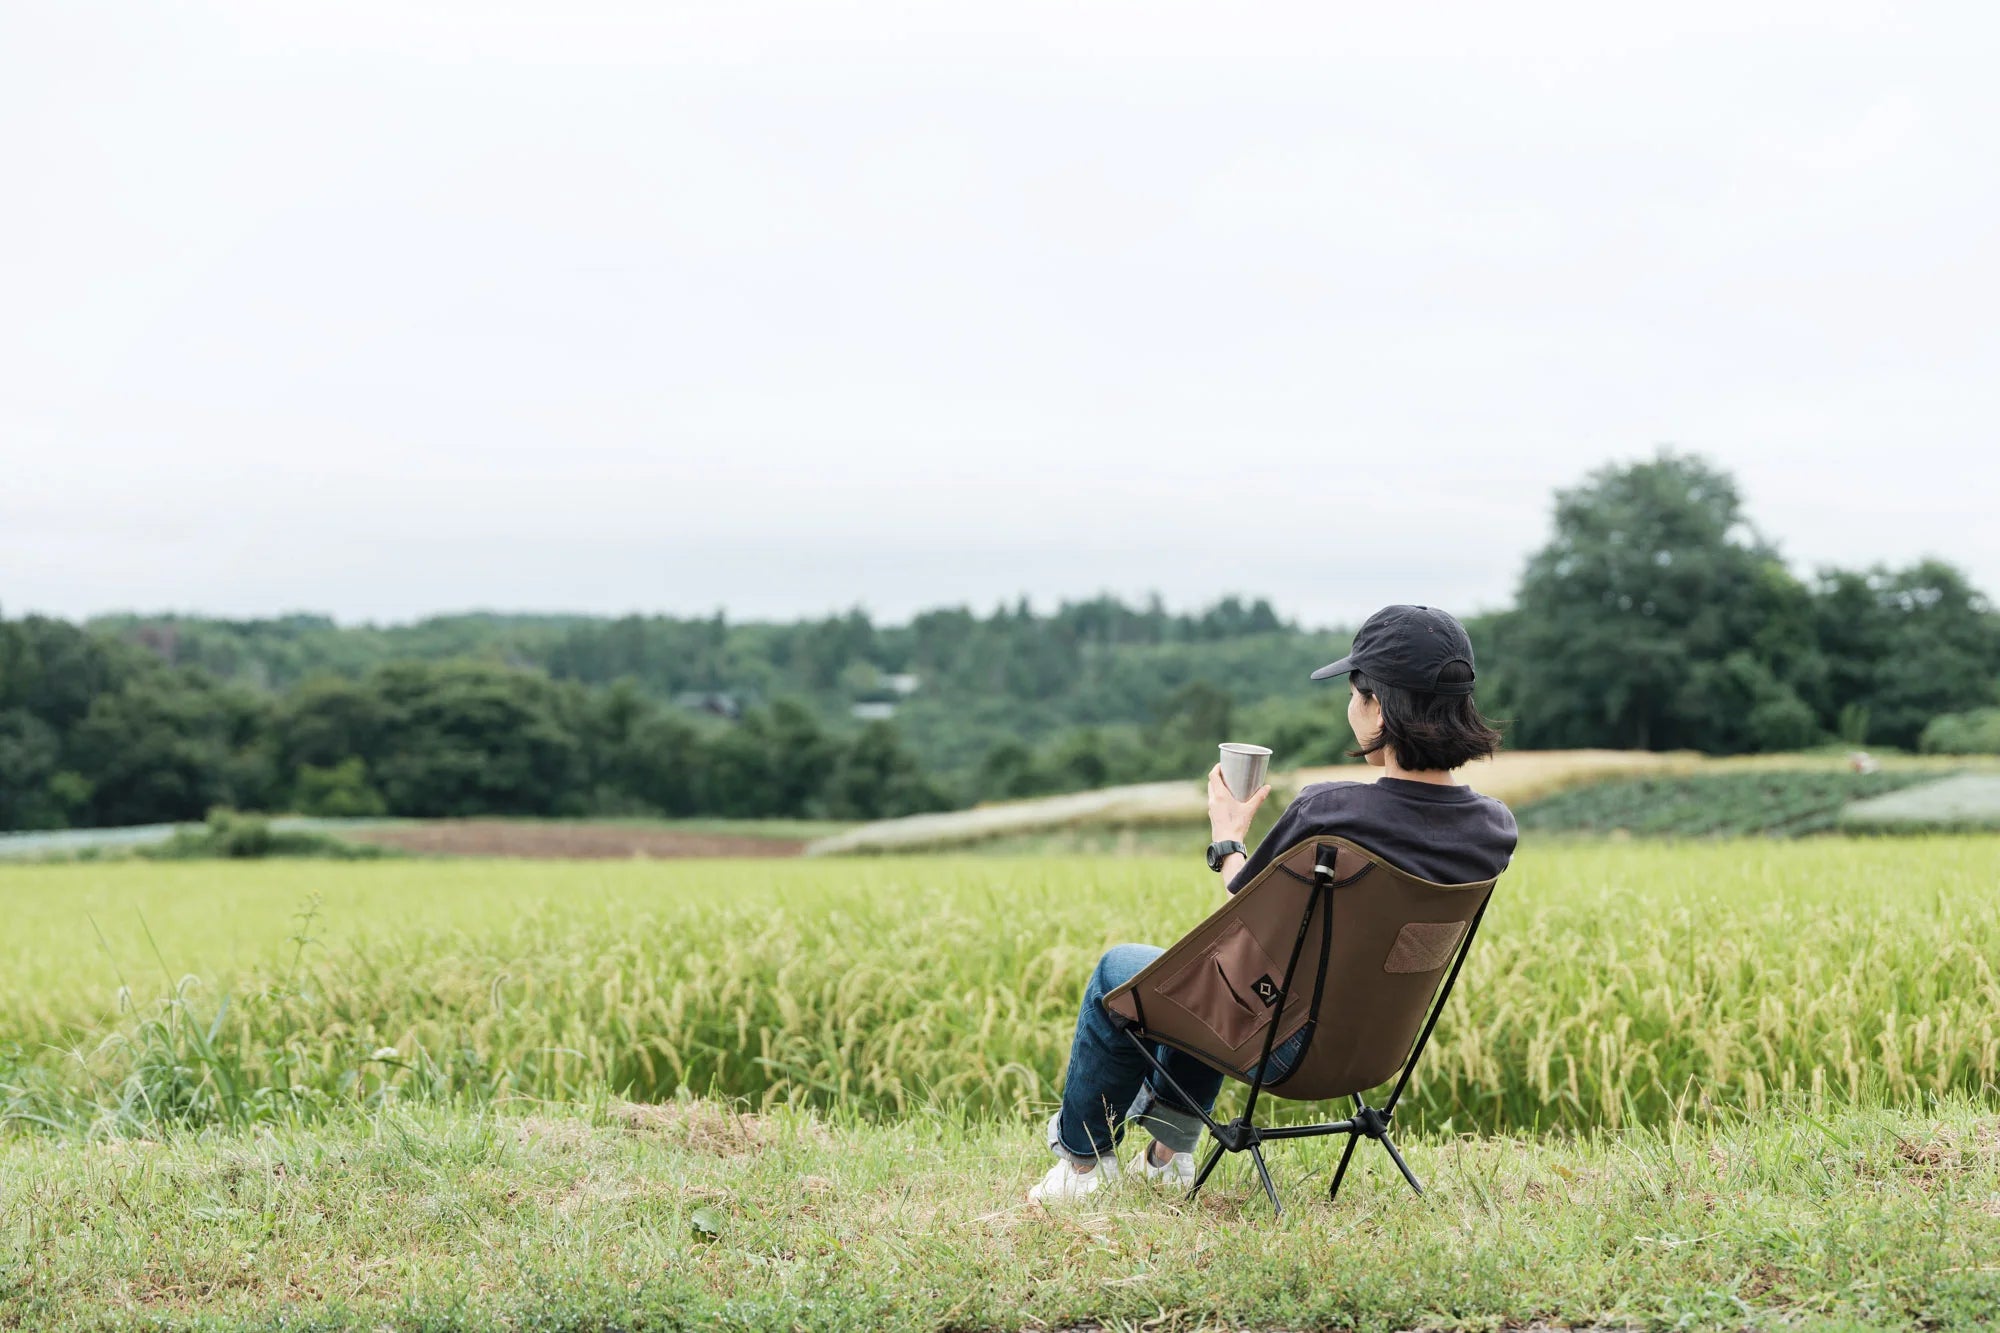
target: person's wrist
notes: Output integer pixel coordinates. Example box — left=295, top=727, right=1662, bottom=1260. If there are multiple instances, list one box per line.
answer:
left=1205, top=836, right=1247, bottom=872
left=1211, top=823, right=1248, bottom=843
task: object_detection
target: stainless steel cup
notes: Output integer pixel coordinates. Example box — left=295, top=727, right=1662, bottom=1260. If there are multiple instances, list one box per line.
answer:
left=1218, top=743, right=1273, bottom=799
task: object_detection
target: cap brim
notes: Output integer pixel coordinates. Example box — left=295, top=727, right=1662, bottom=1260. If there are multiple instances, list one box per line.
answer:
left=1309, top=655, right=1356, bottom=681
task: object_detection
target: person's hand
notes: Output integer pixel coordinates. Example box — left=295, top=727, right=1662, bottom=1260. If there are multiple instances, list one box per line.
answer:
left=1207, top=763, right=1270, bottom=843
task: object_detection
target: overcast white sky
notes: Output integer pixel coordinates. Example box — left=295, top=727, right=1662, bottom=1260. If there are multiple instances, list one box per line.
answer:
left=3, top=2, right=1995, bottom=630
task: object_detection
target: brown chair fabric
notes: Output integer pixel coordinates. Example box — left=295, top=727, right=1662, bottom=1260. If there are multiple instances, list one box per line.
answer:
left=1102, top=836, right=1496, bottom=1103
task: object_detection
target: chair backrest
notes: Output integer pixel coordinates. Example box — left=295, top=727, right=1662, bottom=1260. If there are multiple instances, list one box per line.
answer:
left=1101, top=836, right=1496, bottom=1103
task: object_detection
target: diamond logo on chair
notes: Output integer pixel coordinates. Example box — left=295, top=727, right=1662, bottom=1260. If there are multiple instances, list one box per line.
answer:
left=1251, top=974, right=1281, bottom=1007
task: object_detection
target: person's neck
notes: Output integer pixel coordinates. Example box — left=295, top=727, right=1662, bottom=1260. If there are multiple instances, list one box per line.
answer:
left=1379, top=759, right=1459, bottom=786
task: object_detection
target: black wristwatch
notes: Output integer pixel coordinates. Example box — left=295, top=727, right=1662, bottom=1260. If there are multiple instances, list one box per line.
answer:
left=1205, top=839, right=1247, bottom=872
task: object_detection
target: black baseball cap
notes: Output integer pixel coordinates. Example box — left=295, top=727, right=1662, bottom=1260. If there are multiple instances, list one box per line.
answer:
left=1311, top=604, right=1477, bottom=695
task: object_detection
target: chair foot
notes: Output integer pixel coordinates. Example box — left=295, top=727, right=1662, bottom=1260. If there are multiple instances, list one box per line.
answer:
left=1327, top=1131, right=1362, bottom=1202
left=1248, top=1144, right=1283, bottom=1215
left=1381, top=1134, right=1424, bottom=1195
left=1188, top=1140, right=1227, bottom=1202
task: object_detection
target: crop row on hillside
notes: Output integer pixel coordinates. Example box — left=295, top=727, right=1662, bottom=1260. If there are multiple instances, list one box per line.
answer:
left=1841, top=773, right=2000, bottom=832
left=1512, top=769, right=1945, bottom=837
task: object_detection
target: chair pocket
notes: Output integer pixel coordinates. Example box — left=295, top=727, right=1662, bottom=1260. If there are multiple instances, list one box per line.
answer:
left=1155, top=918, right=1286, bottom=1050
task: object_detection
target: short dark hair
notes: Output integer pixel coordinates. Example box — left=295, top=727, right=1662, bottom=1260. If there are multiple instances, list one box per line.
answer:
left=1349, top=661, right=1503, bottom=770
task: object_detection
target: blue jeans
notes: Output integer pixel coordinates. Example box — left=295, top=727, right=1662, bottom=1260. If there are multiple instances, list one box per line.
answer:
left=1052, top=943, right=1308, bottom=1162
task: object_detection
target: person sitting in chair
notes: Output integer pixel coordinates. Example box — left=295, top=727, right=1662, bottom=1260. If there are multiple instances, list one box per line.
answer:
left=1030, top=604, right=1519, bottom=1202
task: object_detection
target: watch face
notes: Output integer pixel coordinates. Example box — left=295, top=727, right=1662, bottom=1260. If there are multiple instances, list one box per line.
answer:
left=1205, top=841, right=1226, bottom=871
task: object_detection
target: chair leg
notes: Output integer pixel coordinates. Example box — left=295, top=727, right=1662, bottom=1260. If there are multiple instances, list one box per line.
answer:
left=1248, top=1144, right=1283, bottom=1216
left=1327, top=1131, right=1362, bottom=1203
left=1187, top=1140, right=1227, bottom=1202
left=1380, top=1134, right=1424, bottom=1196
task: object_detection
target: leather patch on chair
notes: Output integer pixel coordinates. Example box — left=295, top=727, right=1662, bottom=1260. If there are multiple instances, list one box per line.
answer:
left=1384, top=920, right=1467, bottom=974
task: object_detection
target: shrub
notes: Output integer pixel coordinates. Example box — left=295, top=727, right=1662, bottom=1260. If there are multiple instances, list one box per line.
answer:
left=142, top=808, right=388, bottom=860
left=293, top=758, right=388, bottom=817
left=1919, top=707, right=2000, bottom=755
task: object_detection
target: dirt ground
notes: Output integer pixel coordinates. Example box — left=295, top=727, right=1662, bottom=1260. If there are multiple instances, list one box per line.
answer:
left=343, top=821, right=807, bottom=859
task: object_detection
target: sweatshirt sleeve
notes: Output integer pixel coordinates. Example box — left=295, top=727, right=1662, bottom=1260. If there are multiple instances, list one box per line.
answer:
left=1225, top=786, right=1328, bottom=894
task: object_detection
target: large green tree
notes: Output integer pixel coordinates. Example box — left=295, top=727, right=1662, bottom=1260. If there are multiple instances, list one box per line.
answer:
left=364, top=662, right=586, bottom=817
left=1492, top=450, right=1823, bottom=752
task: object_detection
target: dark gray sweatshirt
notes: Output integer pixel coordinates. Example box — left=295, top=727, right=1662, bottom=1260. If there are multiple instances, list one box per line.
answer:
left=1227, top=776, right=1518, bottom=891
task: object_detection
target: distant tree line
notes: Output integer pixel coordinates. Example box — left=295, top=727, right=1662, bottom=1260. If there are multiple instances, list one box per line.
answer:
left=66, top=595, right=1351, bottom=822
left=3, top=451, right=1997, bottom=832
left=0, top=630, right=957, bottom=830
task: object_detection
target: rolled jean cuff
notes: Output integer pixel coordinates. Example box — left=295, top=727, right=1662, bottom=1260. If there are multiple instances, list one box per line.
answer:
left=1127, top=1082, right=1205, bottom=1155
left=1048, top=1109, right=1116, bottom=1164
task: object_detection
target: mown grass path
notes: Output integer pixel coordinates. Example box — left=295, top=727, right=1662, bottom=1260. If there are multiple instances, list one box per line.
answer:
left=4, top=1097, right=1997, bottom=1331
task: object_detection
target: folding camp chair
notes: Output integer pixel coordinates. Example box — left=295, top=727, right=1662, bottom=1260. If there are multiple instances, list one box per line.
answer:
left=1102, top=837, right=1497, bottom=1215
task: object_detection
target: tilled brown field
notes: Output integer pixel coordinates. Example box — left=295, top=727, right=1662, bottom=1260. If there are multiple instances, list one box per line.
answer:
left=343, top=820, right=806, bottom=859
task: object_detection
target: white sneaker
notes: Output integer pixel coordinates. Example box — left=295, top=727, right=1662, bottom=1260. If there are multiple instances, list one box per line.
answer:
left=1135, top=1145, right=1197, bottom=1189
left=1028, top=1152, right=1120, bottom=1203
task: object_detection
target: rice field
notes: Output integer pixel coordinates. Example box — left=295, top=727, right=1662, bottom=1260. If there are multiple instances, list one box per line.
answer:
left=3, top=837, right=1997, bottom=1141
